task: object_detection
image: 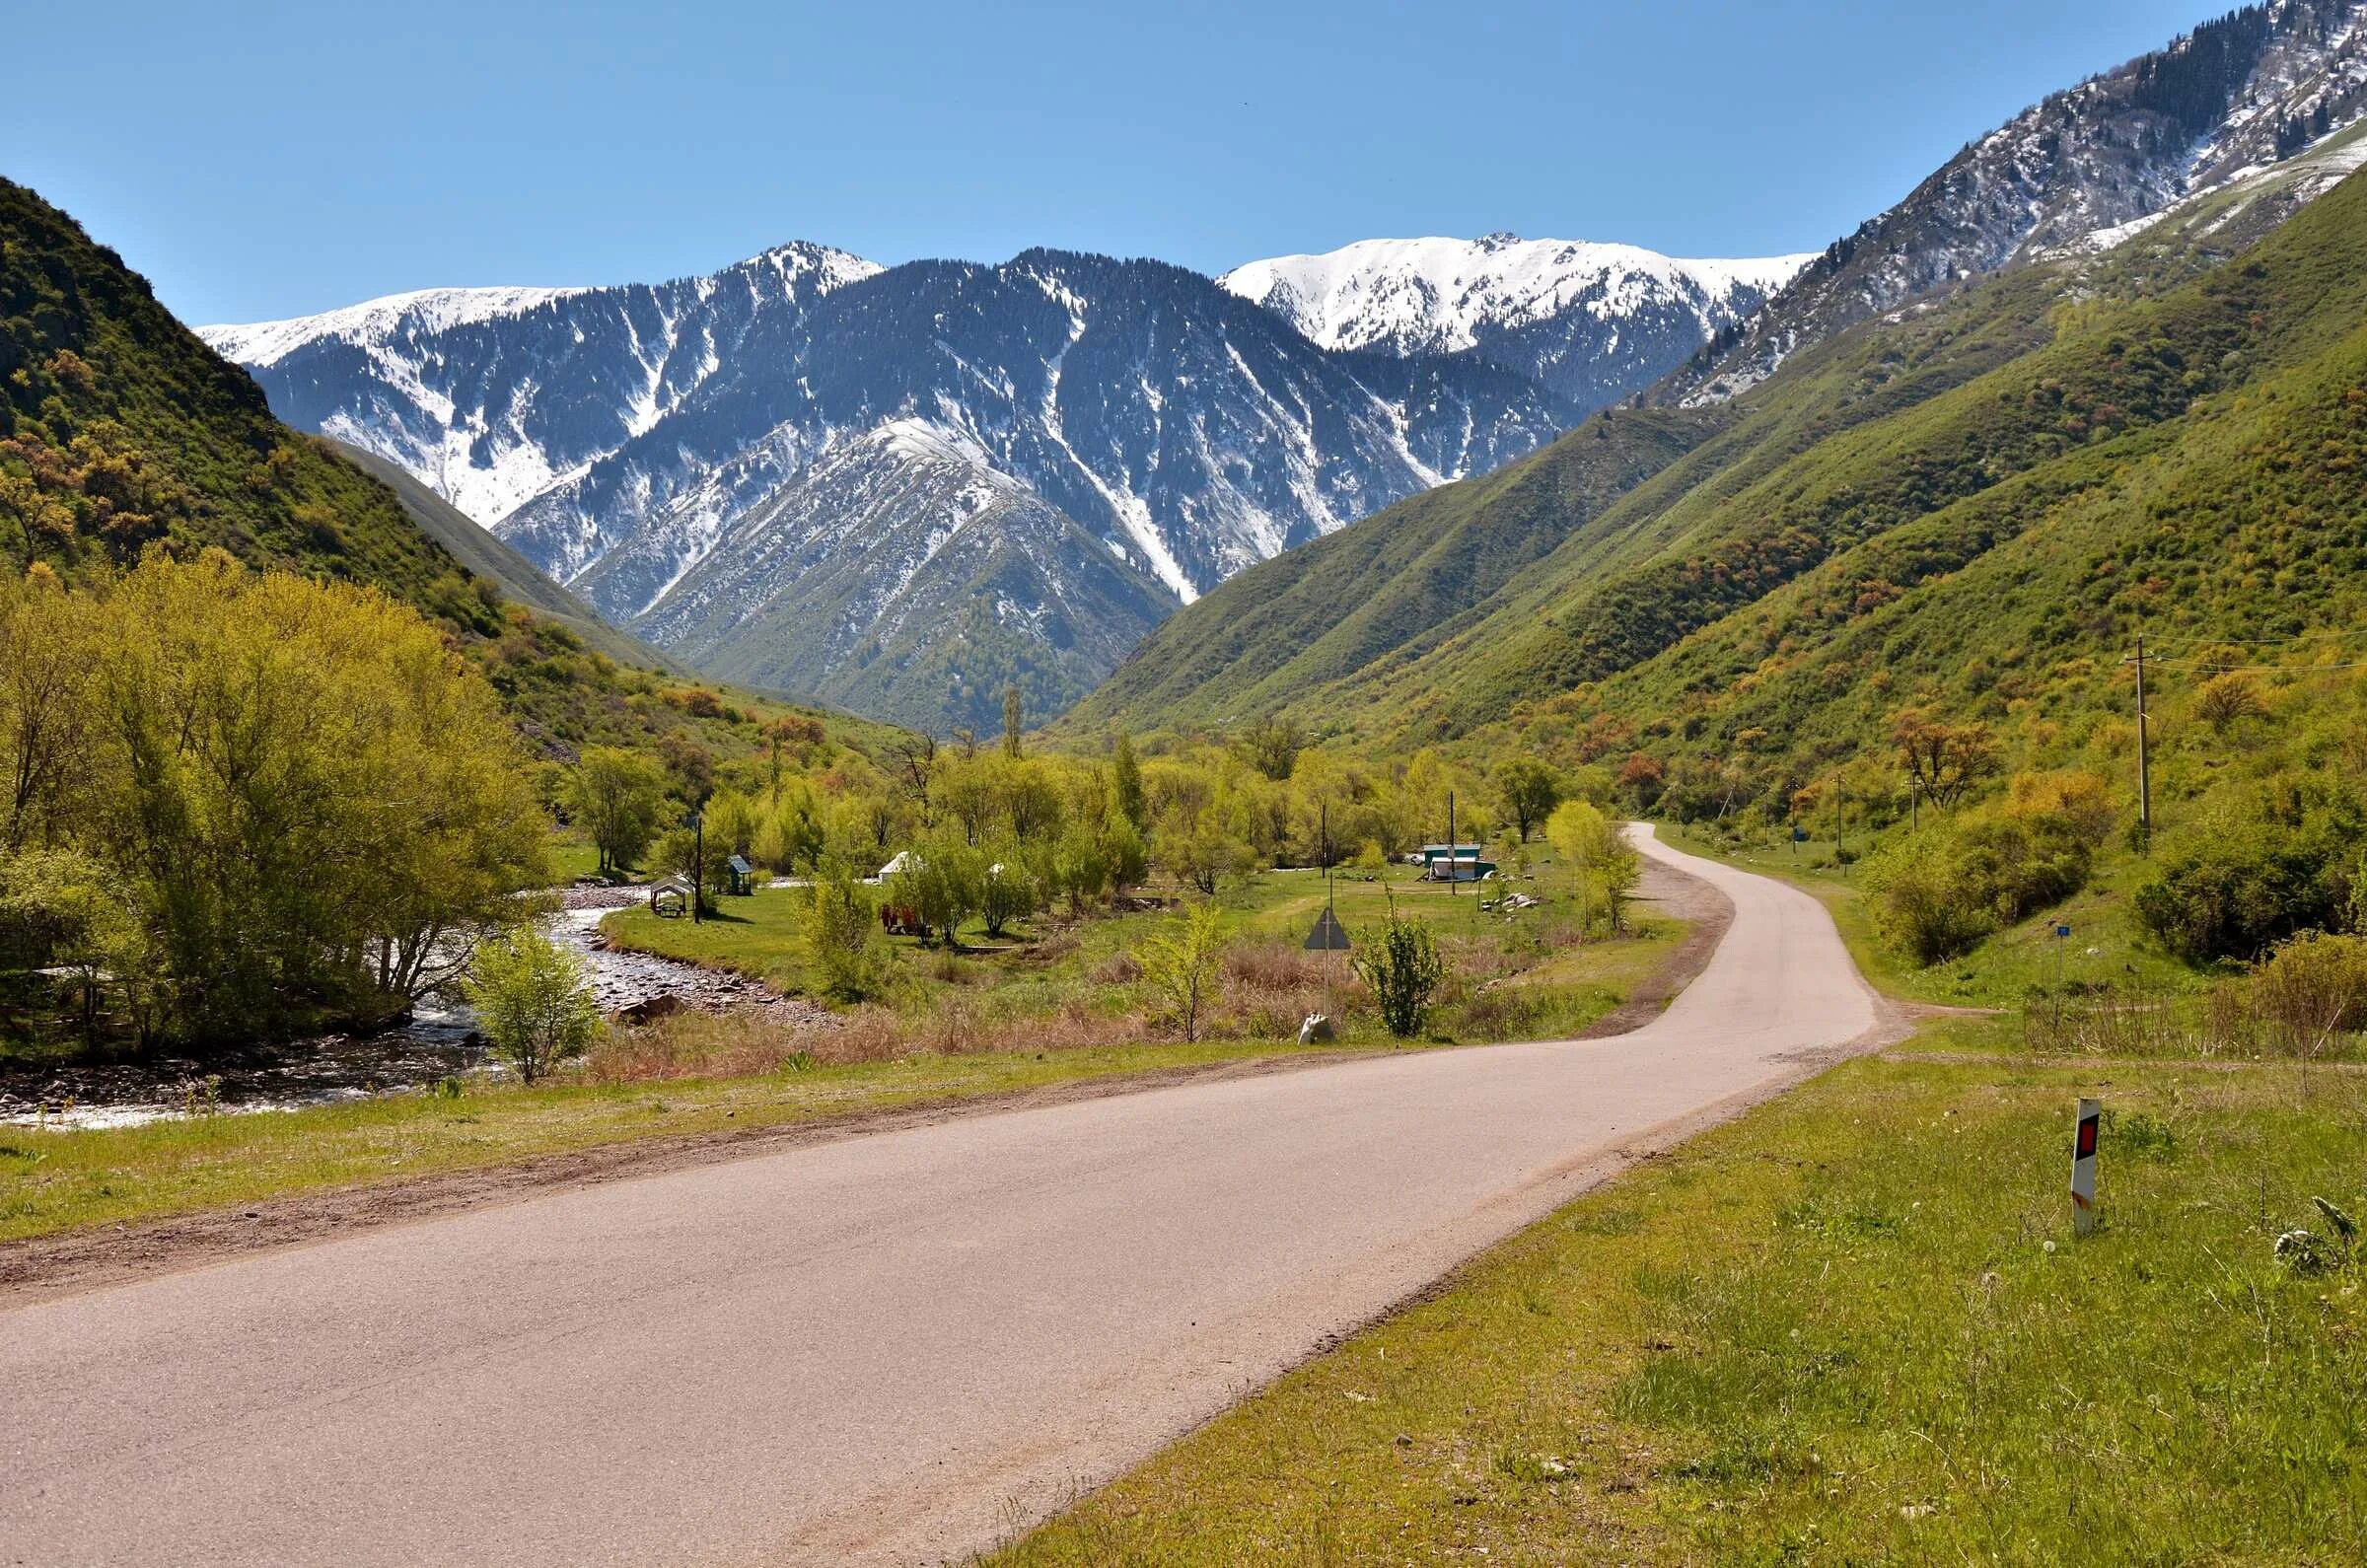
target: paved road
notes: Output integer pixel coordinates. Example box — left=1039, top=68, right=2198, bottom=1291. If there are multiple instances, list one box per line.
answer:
left=1, top=827, right=1879, bottom=1566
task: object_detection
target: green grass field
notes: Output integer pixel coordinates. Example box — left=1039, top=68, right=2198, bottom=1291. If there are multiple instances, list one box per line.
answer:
left=604, top=854, right=1685, bottom=1050
left=994, top=1030, right=2367, bottom=1563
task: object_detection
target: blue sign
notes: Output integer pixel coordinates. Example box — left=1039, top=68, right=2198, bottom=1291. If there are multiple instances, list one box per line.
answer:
left=2054, top=924, right=2072, bottom=939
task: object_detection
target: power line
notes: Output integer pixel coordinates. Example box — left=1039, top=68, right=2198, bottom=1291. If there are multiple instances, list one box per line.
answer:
left=2146, top=657, right=2367, bottom=674
left=2142, top=626, right=2367, bottom=657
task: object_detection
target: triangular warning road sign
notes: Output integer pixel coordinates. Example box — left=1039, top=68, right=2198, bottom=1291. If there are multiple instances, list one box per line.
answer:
left=1303, top=907, right=1351, bottom=951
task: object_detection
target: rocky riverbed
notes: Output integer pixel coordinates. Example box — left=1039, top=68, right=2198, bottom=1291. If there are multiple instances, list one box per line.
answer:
left=1, top=885, right=829, bottom=1129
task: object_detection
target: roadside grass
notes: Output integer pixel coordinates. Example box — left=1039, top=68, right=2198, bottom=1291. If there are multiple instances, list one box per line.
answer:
left=1657, top=822, right=2195, bottom=1014
left=992, top=1031, right=2367, bottom=1565
left=0, top=1038, right=1336, bottom=1246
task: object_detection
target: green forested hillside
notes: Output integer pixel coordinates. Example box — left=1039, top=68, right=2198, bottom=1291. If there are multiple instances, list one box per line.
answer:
left=0, top=176, right=876, bottom=764
left=1073, top=128, right=2367, bottom=767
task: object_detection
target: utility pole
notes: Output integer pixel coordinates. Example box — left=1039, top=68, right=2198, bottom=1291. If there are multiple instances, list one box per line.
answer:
left=2128, top=631, right=2152, bottom=848
left=689, top=808, right=705, bottom=925
left=1909, top=775, right=1918, bottom=834
left=1321, top=802, right=1332, bottom=919
left=1834, top=780, right=1844, bottom=866
left=1447, top=790, right=1458, bottom=898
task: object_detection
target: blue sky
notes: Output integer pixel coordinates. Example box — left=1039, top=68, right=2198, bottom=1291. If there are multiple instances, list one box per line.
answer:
left=7, top=0, right=2214, bottom=325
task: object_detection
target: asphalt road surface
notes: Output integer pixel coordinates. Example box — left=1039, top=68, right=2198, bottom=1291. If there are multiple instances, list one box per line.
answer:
left=2, top=827, right=1880, bottom=1566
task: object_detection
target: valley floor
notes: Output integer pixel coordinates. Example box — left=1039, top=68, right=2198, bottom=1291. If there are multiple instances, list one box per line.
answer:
left=0, top=829, right=1874, bottom=1565
left=990, top=1032, right=2367, bottom=1563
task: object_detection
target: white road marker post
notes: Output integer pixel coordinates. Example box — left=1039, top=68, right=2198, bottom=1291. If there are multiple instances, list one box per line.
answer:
left=2070, top=1097, right=2101, bottom=1239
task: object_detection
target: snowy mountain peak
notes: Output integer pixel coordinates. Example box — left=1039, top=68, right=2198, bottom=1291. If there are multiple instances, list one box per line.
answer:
left=1675, top=0, right=2367, bottom=403
left=199, top=285, right=593, bottom=368
left=1218, top=235, right=1811, bottom=412
left=1218, top=236, right=1814, bottom=358
left=196, top=240, right=883, bottom=531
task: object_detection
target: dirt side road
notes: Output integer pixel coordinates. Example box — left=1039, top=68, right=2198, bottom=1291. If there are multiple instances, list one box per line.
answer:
left=0, top=828, right=1882, bottom=1567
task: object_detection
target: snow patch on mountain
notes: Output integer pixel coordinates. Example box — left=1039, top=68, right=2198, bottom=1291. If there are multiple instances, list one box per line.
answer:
left=200, top=286, right=593, bottom=368
left=1220, top=235, right=1812, bottom=357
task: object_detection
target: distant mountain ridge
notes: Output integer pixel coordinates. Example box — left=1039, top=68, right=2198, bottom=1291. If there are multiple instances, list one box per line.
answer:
left=1219, top=235, right=1811, bottom=412
left=204, top=243, right=1634, bottom=731
left=1674, top=0, right=2367, bottom=402
left=201, top=244, right=882, bottom=535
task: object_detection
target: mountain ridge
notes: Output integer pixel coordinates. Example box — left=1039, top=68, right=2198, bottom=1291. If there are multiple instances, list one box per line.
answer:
left=1219, top=234, right=1811, bottom=411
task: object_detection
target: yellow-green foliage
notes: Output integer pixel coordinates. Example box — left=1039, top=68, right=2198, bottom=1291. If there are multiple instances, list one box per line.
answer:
left=1, top=552, right=547, bottom=1045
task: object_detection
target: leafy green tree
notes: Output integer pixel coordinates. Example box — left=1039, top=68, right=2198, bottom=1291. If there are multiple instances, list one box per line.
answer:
left=0, top=565, right=92, bottom=852
left=771, top=791, right=828, bottom=876
left=1354, top=902, right=1445, bottom=1039
left=978, top=846, right=1037, bottom=938
left=85, top=551, right=547, bottom=1041
left=568, top=748, right=669, bottom=876
left=1139, top=902, right=1227, bottom=1042
left=463, top=924, right=601, bottom=1084
left=1162, top=817, right=1255, bottom=895
left=1111, top=732, right=1147, bottom=833
left=1547, top=800, right=1639, bottom=933
left=890, top=837, right=985, bottom=947
left=657, top=823, right=734, bottom=909
left=0, top=846, right=162, bottom=1044
left=1496, top=757, right=1562, bottom=841
left=1241, top=713, right=1304, bottom=782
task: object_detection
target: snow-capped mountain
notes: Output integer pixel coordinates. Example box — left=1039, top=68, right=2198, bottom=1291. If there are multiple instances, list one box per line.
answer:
left=489, top=249, right=1571, bottom=620
left=203, top=245, right=1576, bottom=731
left=1220, top=235, right=1811, bottom=411
left=1677, top=0, right=2367, bottom=402
left=202, top=244, right=880, bottom=527
left=636, top=419, right=1178, bottom=733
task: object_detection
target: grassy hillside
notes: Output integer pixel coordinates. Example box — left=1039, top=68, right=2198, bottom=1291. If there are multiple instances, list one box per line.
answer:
left=1059, top=404, right=1720, bottom=734
left=0, top=176, right=888, bottom=768
left=1074, top=128, right=2367, bottom=762
left=329, top=440, right=681, bottom=676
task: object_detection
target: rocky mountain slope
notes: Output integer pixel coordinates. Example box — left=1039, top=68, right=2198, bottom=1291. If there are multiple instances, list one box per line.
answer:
left=636, top=420, right=1176, bottom=733
left=1674, top=0, right=2367, bottom=402
left=327, top=441, right=680, bottom=674
left=201, top=244, right=881, bottom=530
left=1220, top=235, right=1809, bottom=411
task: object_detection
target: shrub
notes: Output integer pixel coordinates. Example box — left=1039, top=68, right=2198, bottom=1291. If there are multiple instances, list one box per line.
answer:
left=1137, top=903, right=1227, bottom=1042
left=1864, top=843, right=1997, bottom=966
left=803, top=866, right=894, bottom=1001
left=1355, top=904, right=1446, bottom=1039
left=2136, top=840, right=2348, bottom=965
left=2247, top=931, right=2367, bottom=1057
left=1865, top=806, right=2100, bottom=966
left=463, top=924, right=602, bottom=1084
